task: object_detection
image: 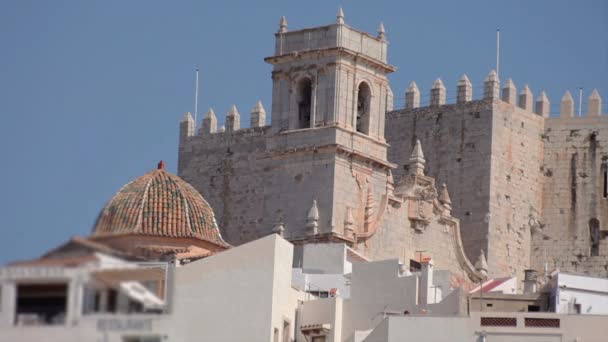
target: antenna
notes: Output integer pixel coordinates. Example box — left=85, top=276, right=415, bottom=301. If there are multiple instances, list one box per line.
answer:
left=578, top=87, right=583, bottom=117
left=194, top=66, right=200, bottom=124
left=496, top=29, right=500, bottom=80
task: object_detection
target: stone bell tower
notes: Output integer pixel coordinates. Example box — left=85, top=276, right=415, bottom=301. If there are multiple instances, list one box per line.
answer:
left=265, top=10, right=395, bottom=139
left=178, top=10, right=398, bottom=246
left=260, top=10, right=397, bottom=242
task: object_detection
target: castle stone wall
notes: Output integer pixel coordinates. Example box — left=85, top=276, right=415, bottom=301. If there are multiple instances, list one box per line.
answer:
left=488, top=101, right=545, bottom=278
left=178, top=127, right=270, bottom=244
left=179, top=15, right=608, bottom=283
left=386, top=100, right=494, bottom=270
left=533, top=116, right=608, bottom=276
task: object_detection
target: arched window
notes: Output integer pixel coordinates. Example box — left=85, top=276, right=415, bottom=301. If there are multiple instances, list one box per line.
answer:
left=589, top=218, right=600, bottom=256
left=356, top=82, right=371, bottom=134
left=296, top=78, right=312, bottom=129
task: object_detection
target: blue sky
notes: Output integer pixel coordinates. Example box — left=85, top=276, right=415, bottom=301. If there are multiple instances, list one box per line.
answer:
left=0, top=0, right=606, bottom=264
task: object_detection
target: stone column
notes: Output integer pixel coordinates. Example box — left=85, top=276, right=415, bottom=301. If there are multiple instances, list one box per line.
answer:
left=0, top=282, right=16, bottom=327
left=66, top=276, right=84, bottom=326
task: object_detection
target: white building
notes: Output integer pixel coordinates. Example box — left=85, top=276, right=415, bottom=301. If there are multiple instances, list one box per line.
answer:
left=0, top=234, right=301, bottom=342
left=548, top=272, right=608, bottom=315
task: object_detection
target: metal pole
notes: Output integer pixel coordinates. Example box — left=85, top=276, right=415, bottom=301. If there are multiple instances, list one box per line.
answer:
left=194, top=66, right=200, bottom=124
left=578, top=87, right=583, bottom=117
left=496, top=29, right=500, bottom=79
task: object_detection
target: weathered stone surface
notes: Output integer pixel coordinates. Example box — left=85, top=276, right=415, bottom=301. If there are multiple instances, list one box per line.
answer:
left=178, top=16, right=608, bottom=287
left=178, top=18, right=484, bottom=286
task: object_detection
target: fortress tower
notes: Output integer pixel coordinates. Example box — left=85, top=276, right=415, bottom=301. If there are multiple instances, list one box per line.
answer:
left=386, top=78, right=608, bottom=279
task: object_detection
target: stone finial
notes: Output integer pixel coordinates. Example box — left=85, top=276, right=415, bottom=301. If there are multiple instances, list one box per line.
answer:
left=200, top=108, right=218, bottom=134
left=430, top=78, right=446, bottom=106
left=588, top=89, right=602, bottom=116
left=336, top=7, right=345, bottom=24
left=279, top=16, right=288, bottom=33
left=475, top=249, right=488, bottom=278
left=225, top=105, right=240, bottom=132
left=181, top=111, right=194, bottom=123
left=457, top=74, right=472, bottom=103
left=501, top=78, right=517, bottom=104
left=272, top=213, right=285, bottom=237
left=250, top=100, right=266, bottom=127
left=560, top=91, right=574, bottom=117
left=409, top=139, right=426, bottom=176
left=535, top=91, right=550, bottom=117
left=306, top=199, right=319, bottom=235
left=344, top=207, right=355, bottom=239
left=483, top=70, right=500, bottom=99
left=518, top=85, right=533, bottom=111
left=180, top=112, right=195, bottom=139
left=378, top=22, right=386, bottom=41
left=439, top=183, right=452, bottom=212
left=405, top=81, right=420, bottom=109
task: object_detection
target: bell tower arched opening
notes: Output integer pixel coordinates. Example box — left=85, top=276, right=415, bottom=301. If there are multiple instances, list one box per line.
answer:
left=296, top=78, right=312, bottom=129
left=356, top=82, right=371, bottom=134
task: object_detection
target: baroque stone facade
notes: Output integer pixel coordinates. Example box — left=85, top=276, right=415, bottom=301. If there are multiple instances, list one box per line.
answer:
left=178, top=12, right=607, bottom=282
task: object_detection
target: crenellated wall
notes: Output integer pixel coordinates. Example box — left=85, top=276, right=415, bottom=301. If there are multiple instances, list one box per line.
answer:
left=178, top=12, right=608, bottom=284
left=386, top=84, right=498, bottom=275
left=386, top=74, right=607, bottom=280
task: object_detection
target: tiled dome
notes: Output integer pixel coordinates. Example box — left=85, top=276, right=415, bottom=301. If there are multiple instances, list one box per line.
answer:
left=93, top=161, right=227, bottom=246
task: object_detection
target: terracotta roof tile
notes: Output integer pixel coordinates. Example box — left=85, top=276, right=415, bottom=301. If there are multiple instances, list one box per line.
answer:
left=92, top=163, right=227, bottom=246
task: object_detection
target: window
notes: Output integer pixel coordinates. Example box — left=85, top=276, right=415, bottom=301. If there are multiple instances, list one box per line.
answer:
left=307, top=290, right=329, bottom=298
left=273, top=327, right=279, bottom=342
left=356, top=82, right=371, bottom=134
left=15, top=283, right=67, bottom=326
left=589, top=218, right=600, bottom=256
left=297, top=78, right=312, bottom=129
left=409, top=259, right=421, bottom=272
left=312, top=337, right=326, bottom=342
left=107, top=288, right=118, bottom=313
left=527, top=305, right=540, bottom=312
